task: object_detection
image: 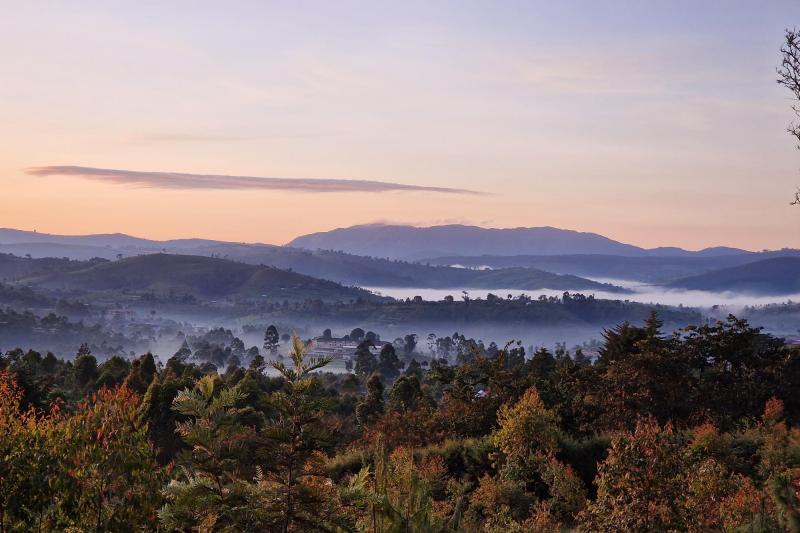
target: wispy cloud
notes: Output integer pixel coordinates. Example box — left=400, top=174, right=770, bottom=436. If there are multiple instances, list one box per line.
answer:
left=27, top=166, right=482, bottom=195
left=129, top=131, right=330, bottom=143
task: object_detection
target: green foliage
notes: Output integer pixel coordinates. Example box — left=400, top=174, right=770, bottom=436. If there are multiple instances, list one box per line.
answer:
left=264, top=324, right=280, bottom=354
left=73, top=350, right=98, bottom=390
left=158, top=374, right=260, bottom=530
left=2, top=313, right=800, bottom=530
left=378, top=343, right=401, bottom=380
left=357, top=374, right=385, bottom=426
left=388, top=374, right=428, bottom=412
left=0, top=370, right=164, bottom=531
left=493, top=386, right=560, bottom=461
left=355, top=341, right=379, bottom=377
left=349, top=438, right=458, bottom=533
left=259, top=334, right=349, bottom=531
left=58, top=385, right=165, bottom=531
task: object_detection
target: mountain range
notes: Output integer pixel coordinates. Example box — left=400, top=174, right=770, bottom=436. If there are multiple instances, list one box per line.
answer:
left=0, top=228, right=626, bottom=292
left=1, top=225, right=799, bottom=296
left=286, top=224, right=752, bottom=260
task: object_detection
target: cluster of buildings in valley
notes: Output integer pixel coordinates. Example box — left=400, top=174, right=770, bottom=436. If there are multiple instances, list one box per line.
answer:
left=305, top=335, right=389, bottom=361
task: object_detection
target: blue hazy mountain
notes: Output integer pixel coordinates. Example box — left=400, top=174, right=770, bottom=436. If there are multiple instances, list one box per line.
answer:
left=287, top=223, right=750, bottom=260
left=666, top=257, right=800, bottom=295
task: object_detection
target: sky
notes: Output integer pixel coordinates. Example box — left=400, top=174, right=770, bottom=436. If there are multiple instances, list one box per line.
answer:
left=1, top=1, right=799, bottom=250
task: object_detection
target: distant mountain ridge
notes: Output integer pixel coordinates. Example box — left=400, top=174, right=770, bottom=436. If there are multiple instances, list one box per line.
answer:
left=666, top=257, right=800, bottom=295
left=4, top=226, right=796, bottom=293
left=0, top=225, right=756, bottom=261
left=0, top=225, right=625, bottom=292
left=0, top=228, right=219, bottom=250
left=424, top=251, right=800, bottom=284
left=286, top=224, right=752, bottom=260
left=0, top=229, right=625, bottom=292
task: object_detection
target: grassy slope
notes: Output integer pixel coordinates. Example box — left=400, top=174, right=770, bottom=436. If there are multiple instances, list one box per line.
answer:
left=0, top=253, right=96, bottom=281
left=24, top=254, right=376, bottom=302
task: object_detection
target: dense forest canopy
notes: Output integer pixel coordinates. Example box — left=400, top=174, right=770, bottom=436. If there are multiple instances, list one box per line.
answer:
left=2, top=311, right=800, bottom=531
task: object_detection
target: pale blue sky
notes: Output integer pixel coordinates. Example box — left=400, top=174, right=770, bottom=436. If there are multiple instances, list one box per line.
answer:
left=1, top=1, right=799, bottom=249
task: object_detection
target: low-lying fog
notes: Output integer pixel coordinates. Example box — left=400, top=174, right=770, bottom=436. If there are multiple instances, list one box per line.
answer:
left=25, top=281, right=798, bottom=367
left=365, top=280, right=800, bottom=310
left=342, top=282, right=800, bottom=352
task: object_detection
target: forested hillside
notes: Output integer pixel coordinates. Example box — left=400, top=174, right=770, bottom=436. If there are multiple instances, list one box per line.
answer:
left=2, top=313, right=800, bottom=531
left=24, top=253, right=377, bottom=302
left=0, top=239, right=627, bottom=291
left=668, top=257, right=800, bottom=295
left=425, top=250, right=800, bottom=283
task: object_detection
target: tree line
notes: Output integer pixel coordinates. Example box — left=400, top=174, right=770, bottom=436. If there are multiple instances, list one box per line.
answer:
left=1, top=311, right=800, bottom=531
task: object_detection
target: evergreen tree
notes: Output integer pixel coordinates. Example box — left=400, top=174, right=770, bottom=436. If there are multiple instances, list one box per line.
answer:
left=356, top=374, right=384, bottom=426
left=260, top=334, right=348, bottom=531
left=388, top=374, right=424, bottom=412
left=264, top=325, right=280, bottom=355
left=73, top=350, right=98, bottom=390
left=354, top=341, right=378, bottom=377
left=378, top=343, right=401, bottom=380
left=159, top=375, right=259, bottom=530
left=123, top=352, right=157, bottom=394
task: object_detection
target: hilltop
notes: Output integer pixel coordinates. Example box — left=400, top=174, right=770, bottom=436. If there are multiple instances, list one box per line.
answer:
left=667, top=257, right=800, bottom=295
left=0, top=253, right=99, bottom=281
left=423, top=250, right=800, bottom=283
left=0, top=229, right=625, bottom=292
left=7, top=226, right=798, bottom=291
left=23, top=253, right=377, bottom=302
left=287, top=223, right=751, bottom=260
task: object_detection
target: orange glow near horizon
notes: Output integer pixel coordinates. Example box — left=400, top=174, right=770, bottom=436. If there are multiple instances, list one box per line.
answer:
left=1, top=2, right=799, bottom=251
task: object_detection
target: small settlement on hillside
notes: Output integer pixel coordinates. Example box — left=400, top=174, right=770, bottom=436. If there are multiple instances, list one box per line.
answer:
left=305, top=336, right=389, bottom=362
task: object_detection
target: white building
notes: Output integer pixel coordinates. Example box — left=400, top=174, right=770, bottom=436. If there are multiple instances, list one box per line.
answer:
left=306, top=337, right=389, bottom=361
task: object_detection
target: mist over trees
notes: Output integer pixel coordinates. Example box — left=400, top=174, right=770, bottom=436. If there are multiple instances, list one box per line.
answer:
left=2, top=313, right=800, bottom=530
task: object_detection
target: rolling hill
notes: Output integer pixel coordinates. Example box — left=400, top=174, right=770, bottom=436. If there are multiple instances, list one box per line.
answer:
left=423, top=251, right=800, bottom=283
left=23, top=254, right=378, bottom=302
left=0, top=229, right=626, bottom=291
left=448, top=267, right=625, bottom=292
left=166, top=245, right=625, bottom=291
left=666, top=257, right=800, bottom=295
left=6, top=226, right=794, bottom=291
left=0, top=253, right=98, bottom=281
left=12, top=250, right=625, bottom=294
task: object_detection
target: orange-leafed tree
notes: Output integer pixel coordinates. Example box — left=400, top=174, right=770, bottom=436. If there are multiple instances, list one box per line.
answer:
left=57, top=385, right=165, bottom=531
left=579, top=418, right=686, bottom=532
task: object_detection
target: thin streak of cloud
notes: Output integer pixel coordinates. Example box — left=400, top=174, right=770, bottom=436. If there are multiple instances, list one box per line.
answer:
left=130, top=131, right=330, bottom=143
left=27, top=166, right=482, bottom=195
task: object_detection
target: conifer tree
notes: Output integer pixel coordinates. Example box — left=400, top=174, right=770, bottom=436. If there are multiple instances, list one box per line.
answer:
left=259, top=334, right=348, bottom=532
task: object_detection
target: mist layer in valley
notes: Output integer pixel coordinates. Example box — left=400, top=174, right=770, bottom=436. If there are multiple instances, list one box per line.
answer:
left=366, top=280, right=800, bottom=309
left=364, top=280, right=800, bottom=339
left=2, top=225, right=799, bottom=363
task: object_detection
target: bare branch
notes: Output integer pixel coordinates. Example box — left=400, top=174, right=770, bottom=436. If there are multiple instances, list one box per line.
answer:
left=777, top=29, right=800, bottom=203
